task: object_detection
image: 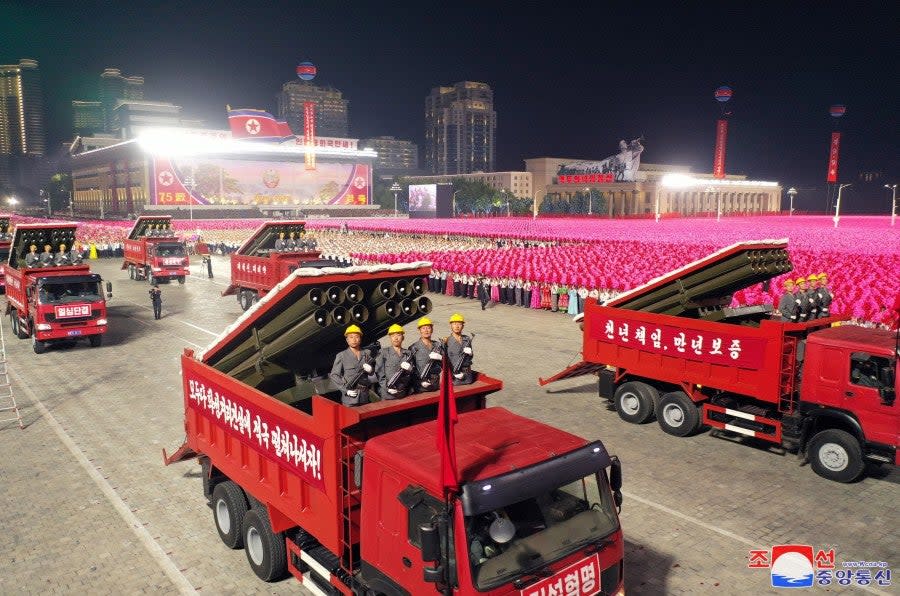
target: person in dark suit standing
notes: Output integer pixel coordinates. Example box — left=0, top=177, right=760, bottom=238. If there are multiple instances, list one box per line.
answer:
left=149, top=284, right=162, bottom=319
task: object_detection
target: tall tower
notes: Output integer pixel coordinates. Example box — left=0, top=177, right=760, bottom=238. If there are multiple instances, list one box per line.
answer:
left=277, top=80, right=349, bottom=138
left=100, top=68, right=144, bottom=133
left=425, top=81, right=496, bottom=175
left=0, top=58, right=46, bottom=156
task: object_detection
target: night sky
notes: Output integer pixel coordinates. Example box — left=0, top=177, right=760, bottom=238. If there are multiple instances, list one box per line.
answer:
left=2, top=1, right=897, bottom=211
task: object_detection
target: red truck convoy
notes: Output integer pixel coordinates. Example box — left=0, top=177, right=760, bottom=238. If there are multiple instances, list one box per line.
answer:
left=0, top=216, right=12, bottom=293
left=166, top=262, right=625, bottom=594
left=222, top=220, right=326, bottom=311
left=4, top=223, right=111, bottom=354
left=122, top=215, right=189, bottom=284
left=542, top=240, right=898, bottom=483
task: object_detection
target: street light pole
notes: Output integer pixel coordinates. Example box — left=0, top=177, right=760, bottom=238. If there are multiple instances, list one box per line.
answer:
left=390, top=182, right=402, bottom=217
left=787, top=187, right=797, bottom=216
left=452, top=190, right=460, bottom=217
left=655, top=185, right=661, bottom=223
left=584, top=187, right=592, bottom=215
left=833, top=183, right=851, bottom=228
left=885, top=184, right=897, bottom=227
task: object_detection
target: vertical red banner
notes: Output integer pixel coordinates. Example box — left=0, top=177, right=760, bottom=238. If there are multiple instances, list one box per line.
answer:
left=713, top=119, right=728, bottom=179
left=826, top=132, right=841, bottom=183
left=303, top=101, right=316, bottom=170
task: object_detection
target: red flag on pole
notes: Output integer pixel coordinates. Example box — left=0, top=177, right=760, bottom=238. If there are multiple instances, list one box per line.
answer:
left=436, top=354, right=459, bottom=495
left=227, top=108, right=282, bottom=140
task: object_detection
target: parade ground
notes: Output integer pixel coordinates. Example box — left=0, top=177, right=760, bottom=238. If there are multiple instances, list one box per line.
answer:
left=2, top=256, right=896, bottom=596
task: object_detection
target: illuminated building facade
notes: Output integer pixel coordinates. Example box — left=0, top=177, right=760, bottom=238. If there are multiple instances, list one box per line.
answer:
left=425, top=81, right=496, bottom=175
left=277, top=80, right=349, bottom=138
left=0, top=58, right=45, bottom=157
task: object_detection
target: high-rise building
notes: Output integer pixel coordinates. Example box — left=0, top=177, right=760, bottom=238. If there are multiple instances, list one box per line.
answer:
left=99, top=68, right=144, bottom=132
left=360, top=136, right=419, bottom=173
left=112, top=100, right=182, bottom=138
left=72, top=100, right=104, bottom=136
left=425, top=81, right=496, bottom=175
left=0, top=58, right=46, bottom=156
left=277, top=80, right=349, bottom=138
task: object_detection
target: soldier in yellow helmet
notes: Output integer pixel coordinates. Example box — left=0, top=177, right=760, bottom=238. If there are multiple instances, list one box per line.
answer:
left=376, top=323, right=413, bottom=400
left=409, top=317, right=443, bottom=391
left=329, top=324, right=376, bottom=406
left=445, top=313, right=475, bottom=385
left=776, top=278, right=800, bottom=323
left=816, top=273, right=833, bottom=318
left=795, top=277, right=812, bottom=322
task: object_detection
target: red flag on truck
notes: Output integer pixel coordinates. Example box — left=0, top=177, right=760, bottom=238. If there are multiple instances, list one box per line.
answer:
left=436, top=354, right=459, bottom=495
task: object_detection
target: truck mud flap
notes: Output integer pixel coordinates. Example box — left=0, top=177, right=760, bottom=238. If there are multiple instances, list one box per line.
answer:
left=703, top=403, right=782, bottom=444
left=538, top=361, right=607, bottom=386
left=286, top=539, right=344, bottom=596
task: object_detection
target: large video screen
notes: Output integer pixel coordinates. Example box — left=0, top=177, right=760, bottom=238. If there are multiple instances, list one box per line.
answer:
left=152, top=156, right=370, bottom=206
left=408, top=184, right=437, bottom=217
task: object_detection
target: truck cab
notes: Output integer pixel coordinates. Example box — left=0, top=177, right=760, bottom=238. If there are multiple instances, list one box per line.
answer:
left=800, top=326, right=899, bottom=474
left=362, top=408, right=624, bottom=595
left=5, top=223, right=109, bottom=354
left=123, top=215, right=189, bottom=284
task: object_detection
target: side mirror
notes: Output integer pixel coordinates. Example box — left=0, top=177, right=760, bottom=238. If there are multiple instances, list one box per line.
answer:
left=106, top=281, right=113, bottom=298
left=420, top=523, right=440, bottom=563
left=609, top=456, right=623, bottom=511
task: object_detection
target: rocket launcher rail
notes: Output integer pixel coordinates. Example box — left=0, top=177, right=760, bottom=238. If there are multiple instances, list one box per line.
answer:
left=234, top=220, right=308, bottom=257
left=606, top=239, right=792, bottom=325
left=8, top=222, right=79, bottom=270
left=126, top=215, right=176, bottom=240
left=201, top=262, right=433, bottom=397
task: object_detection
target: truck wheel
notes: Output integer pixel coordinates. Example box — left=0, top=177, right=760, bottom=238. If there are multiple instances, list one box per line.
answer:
left=33, top=336, right=47, bottom=354
left=807, top=429, right=865, bottom=483
left=89, top=334, right=102, bottom=347
left=657, top=391, right=701, bottom=437
left=239, top=291, right=251, bottom=311
left=11, top=311, right=27, bottom=339
left=178, top=276, right=186, bottom=285
left=242, top=508, right=287, bottom=581
left=213, top=481, right=249, bottom=549
left=614, top=382, right=655, bottom=424
left=129, top=265, right=135, bottom=280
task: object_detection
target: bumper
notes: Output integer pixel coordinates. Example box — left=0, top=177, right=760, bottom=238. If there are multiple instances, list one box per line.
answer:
left=36, top=324, right=107, bottom=341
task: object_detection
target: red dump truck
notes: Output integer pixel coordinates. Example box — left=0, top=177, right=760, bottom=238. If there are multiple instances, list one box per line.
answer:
left=222, top=220, right=325, bottom=311
left=122, top=215, right=189, bottom=284
left=541, top=240, right=898, bottom=483
left=4, top=223, right=111, bottom=354
left=166, top=262, right=625, bottom=595
left=0, top=216, right=12, bottom=293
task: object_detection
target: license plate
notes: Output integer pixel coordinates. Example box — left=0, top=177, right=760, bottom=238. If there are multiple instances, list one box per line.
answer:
left=67, top=330, right=83, bottom=336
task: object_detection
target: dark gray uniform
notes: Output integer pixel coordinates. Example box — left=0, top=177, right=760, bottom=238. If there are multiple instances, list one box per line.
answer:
left=54, top=251, right=70, bottom=266
left=376, top=346, right=413, bottom=399
left=69, top=249, right=83, bottom=264
left=409, top=339, right=443, bottom=390
left=38, top=251, right=53, bottom=266
left=274, top=237, right=286, bottom=251
left=778, top=291, right=800, bottom=322
left=803, top=290, right=819, bottom=320
left=817, top=287, right=832, bottom=318
left=445, top=334, right=475, bottom=385
left=25, top=251, right=39, bottom=267
left=329, top=348, right=376, bottom=406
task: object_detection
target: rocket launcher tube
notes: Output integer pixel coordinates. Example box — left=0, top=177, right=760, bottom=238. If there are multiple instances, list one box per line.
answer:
left=344, top=283, right=364, bottom=304
left=326, top=286, right=346, bottom=305
left=226, top=309, right=331, bottom=379
left=394, top=279, right=413, bottom=298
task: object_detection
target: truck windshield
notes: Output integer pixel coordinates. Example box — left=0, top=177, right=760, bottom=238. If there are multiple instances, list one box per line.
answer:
left=39, top=281, right=102, bottom=304
left=0, top=247, right=8, bottom=265
left=155, top=243, right=185, bottom=257
left=466, top=472, right=619, bottom=590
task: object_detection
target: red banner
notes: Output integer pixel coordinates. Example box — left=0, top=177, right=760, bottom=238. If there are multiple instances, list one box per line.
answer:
left=826, top=132, right=841, bottom=183
left=713, top=119, right=728, bottom=179
left=186, top=374, right=325, bottom=491
left=518, top=554, right=602, bottom=596
left=55, top=304, right=91, bottom=319
left=304, top=101, right=316, bottom=170
left=589, top=314, right=768, bottom=370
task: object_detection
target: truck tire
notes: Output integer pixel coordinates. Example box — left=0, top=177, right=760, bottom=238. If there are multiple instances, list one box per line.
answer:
left=242, top=508, right=287, bottom=581
left=33, top=336, right=47, bottom=354
left=129, top=265, right=135, bottom=280
left=807, top=429, right=865, bottom=483
left=11, top=311, right=27, bottom=339
left=657, top=391, right=701, bottom=437
left=147, top=272, right=155, bottom=286
left=89, top=334, right=102, bottom=347
left=239, top=291, right=251, bottom=311
left=614, top=382, right=656, bottom=424
left=213, top=481, right=249, bottom=549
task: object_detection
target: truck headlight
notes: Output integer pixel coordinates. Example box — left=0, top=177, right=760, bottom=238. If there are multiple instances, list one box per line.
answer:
left=36, top=323, right=52, bottom=331
left=96, top=318, right=107, bottom=326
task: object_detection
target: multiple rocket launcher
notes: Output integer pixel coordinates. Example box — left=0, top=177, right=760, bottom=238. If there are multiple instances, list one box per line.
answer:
left=207, top=271, right=432, bottom=395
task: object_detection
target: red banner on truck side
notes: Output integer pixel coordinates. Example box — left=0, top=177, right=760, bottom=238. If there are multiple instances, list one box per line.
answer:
left=713, top=119, right=728, bottom=179
left=54, top=304, right=91, bottom=319
left=826, top=132, right=841, bottom=183
left=185, top=373, right=325, bottom=491
left=518, top=554, right=602, bottom=596
left=590, top=314, right=767, bottom=370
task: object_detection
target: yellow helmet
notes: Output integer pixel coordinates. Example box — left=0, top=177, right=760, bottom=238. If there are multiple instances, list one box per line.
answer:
left=817, top=272, right=827, bottom=280
left=388, top=323, right=404, bottom=334
left=449, top=313, right=465, bottom=323
left=344, top=324, right=362, bottom=336
left=783, top=278, right=794, bottom=287
left=795, top=277, right=806, bottom=284
left=417, top=317, right=433, bottom=328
